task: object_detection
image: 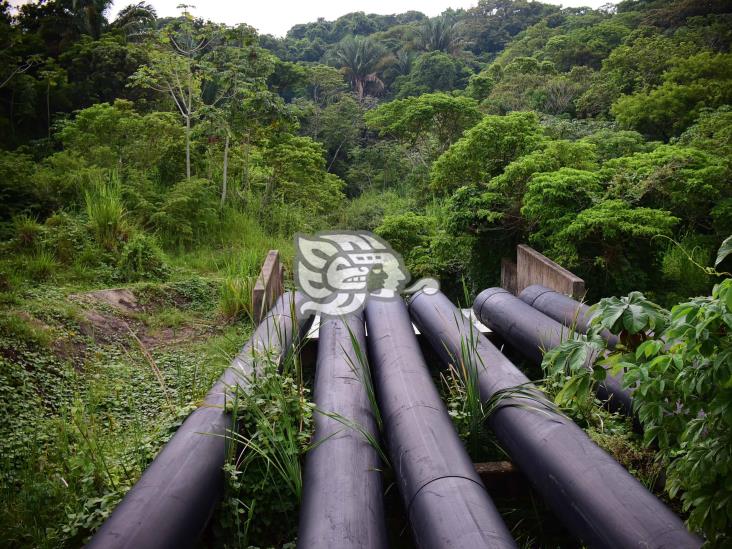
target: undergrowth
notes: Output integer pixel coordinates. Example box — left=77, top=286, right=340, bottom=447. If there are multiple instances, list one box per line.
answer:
left=219, top=344, right=314, bottom=547
left=0, top=275, right=249, bottom=547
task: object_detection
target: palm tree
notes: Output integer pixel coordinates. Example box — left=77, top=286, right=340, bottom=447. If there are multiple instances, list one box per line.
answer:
left=72, top=0, right=112, bottom=39
left=417, top=16, right=463, bottom=53
left=72, top=0, right=156, bottom=40
left=393, top=49, right=415, bottom=76
left=330, top=35, right=389, bottom=101
left=110, top=2, right=157, bottom=39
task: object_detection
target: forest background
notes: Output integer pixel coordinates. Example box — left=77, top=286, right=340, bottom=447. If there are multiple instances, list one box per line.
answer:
left=1, top=0, right=731, bottom=546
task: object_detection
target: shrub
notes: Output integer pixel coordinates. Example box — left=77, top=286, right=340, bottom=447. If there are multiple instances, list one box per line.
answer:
left=374, top=210, right=468, bottom=284
left=660, top=235, right=714, bottom=300
left=430, top=111, right=544, bottom=194
left=375, top=212, right=434, bottom=259
left=543, top=239, right=732, bottom=542
left=338, top=191, right=414, bottom=231
left=34, top=152, right=107, bottom=213
left=152, top=178, right=219, bottom=248
left=222, top=358, right=314, bottom=546
left=117, top=233, right=170, bottom=282
left=43, top=212, right=91, bottom=265
left=0, top=151, right=38, bottom=221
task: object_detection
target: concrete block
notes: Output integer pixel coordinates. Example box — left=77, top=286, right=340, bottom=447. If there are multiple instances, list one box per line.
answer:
left=516, top=244, right=584, bottom=298
left=252, top=250, right=284, bottom=322
left=500, top=258, right=518, bottom=294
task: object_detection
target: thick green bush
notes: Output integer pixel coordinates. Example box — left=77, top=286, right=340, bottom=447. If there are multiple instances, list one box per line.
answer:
left=543, top=238, right=732, bottom=542
left=151, top=178, right=220, bottom=248
left=430, top=111, right=544, bottom=193
left=117, top=233, right=170, bottom=282
left=42, top=212, right=91, bottom=265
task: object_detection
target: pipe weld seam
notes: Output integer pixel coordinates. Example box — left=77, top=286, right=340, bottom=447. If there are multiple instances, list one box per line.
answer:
left=522, top=286, right=555, bottom=306
left=406, top=475, right=487, bottom=518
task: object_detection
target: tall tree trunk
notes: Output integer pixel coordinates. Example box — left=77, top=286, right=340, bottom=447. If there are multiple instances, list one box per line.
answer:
left=221, top=134, right=229, bottom=207
left=328, top=140, right=345, bottom=172
left=185, top=71, right=192, bottom=180
left=185, top=116, right=191, bottom=180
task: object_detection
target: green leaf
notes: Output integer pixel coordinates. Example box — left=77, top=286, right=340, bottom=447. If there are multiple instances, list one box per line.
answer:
left=715, top=235, right=732, bottom=267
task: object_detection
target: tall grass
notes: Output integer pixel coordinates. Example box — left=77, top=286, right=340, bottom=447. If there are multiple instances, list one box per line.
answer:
left=85, top=177, right=126, bottom=251
left=25, top=250, right=58, bottom=281
left=219, top=305, right=313, bottom=546
left=227, top=366, right=307, bottom=500
left=172, top=207, right=294, bottom=276
left=218, top=252, right=260, bottom=321
left=448, top=310, right=488, bottom=459
left=441, top=285, right=553, bottom=460
left=342, top=322, right=383, bottom=430
left=219, top=277, right=256, bottom=321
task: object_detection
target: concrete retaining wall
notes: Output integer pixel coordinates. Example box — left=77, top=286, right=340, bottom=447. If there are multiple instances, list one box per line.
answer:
left=516, top=245, right=585, bottom=298
left=252, top=250, right=284, bottom=322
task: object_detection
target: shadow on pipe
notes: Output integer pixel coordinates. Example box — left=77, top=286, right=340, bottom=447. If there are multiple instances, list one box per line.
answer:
left=473, top=287, right=631, bottom=415
left=409, top=289, right=702, bottom=549
left=88, top=292, right=312, bottom=549
left=519, top=284, right=619, bottom=348
left=365, top=297, right=516, bottom=549
left=297, top=312, right=388, bottom=548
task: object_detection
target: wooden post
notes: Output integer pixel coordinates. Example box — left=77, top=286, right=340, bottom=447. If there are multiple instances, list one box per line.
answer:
left=474, top=461, right=526, bottom=497
left=252, top=250, right=284, bottom=323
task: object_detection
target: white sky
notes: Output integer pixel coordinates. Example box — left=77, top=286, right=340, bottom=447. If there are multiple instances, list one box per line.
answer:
left=113, top=0, right=616, bottom=37
left=9, top=0, right=616, bottom=37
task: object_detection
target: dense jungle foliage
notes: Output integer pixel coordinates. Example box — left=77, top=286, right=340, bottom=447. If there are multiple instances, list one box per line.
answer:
left=0, top=0, right=731, bottom=546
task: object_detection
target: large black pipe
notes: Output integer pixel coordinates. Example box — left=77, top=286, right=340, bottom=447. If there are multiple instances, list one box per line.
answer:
left=473, top=288, right=631, bottom=415
left=364, top=298, right=516, bottom=549
left=89, top=292, right=311, bottom=549
left=409, top=290, right=702, bottom=549
left=519, top=284, right=619, bottom=348
left=297, top=313, right=388, bottom=548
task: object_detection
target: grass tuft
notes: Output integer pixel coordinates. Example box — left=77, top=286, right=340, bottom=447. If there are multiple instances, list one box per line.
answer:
left=25, top=250, right=58, bottom=281
left=85, top=177, right=127, bottom=252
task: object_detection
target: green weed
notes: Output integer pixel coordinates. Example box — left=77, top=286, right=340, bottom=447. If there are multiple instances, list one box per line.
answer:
left=0, top=282, right=240, bottom=547
left=221, top=345, right=313, bottom=547
left=117, top=233, right=170, bottom=282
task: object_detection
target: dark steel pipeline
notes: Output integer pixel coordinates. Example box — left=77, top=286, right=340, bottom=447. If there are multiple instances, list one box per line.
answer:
left=519, top=284, right=619, bottom=348
left=297, top=313, right=388, bottom=549
left=364, top=298, right=516, bottom=549
left=409, top=290, right=702, bottom=549
left=473, top=288, right=631, bottom=415
left=88, top=292, right=311, bottom=549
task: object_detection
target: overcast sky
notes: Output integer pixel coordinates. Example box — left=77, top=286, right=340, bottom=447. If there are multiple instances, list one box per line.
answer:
left=7, top=0, right=615, bottom=37
left=101, top=0, right=615, bottom=37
